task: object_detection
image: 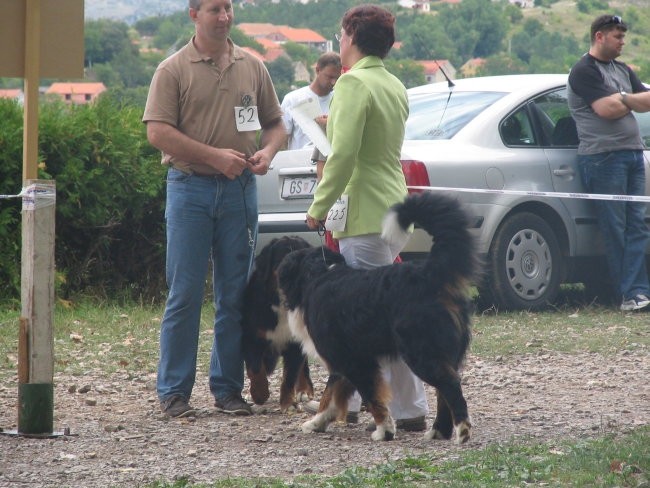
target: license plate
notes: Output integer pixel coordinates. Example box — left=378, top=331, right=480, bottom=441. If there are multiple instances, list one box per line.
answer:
left=281, top=176, right=317, bottom=199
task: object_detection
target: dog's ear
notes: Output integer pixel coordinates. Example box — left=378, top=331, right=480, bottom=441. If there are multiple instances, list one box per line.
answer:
left=277, top=249, right=305, bottom=309
left=254, top=238, right=279, bottom=284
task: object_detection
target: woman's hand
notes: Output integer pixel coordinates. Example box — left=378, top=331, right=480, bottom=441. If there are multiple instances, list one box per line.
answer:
left=305, top=214, right=322, bottom=230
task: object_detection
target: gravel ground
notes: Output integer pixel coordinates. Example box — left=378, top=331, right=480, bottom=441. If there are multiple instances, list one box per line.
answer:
left=0, top=350, right=648, bottom=487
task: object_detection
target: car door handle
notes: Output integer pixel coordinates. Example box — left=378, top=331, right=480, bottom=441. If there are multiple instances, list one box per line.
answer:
left=553, top=168, right=575, bottom=177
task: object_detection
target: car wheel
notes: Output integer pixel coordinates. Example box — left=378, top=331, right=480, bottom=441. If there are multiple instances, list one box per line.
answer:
left=480, top=212, right=562, bottom=311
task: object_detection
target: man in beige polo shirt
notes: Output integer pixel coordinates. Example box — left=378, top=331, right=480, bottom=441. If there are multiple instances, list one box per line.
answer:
left=143, top=0, right=286, bottom=418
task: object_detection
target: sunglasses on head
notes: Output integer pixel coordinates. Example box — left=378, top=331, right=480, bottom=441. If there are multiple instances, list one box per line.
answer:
left=596, top=15, right=624, bottom=31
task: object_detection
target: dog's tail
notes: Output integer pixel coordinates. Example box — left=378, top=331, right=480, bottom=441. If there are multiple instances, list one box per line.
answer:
left=382, top=192, right=477, bottom=284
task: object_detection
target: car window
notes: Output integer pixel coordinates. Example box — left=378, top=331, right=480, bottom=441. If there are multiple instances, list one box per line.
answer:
left=635, top=111, right=650, bottom=148
left=500, top=108, right=536, bottom=146
left=531, top=88, right=579, bottom=147
left=405, top=91, right=505, bottom=140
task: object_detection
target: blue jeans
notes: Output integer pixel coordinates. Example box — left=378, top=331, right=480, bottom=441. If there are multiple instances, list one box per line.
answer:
left=578, top=150, right=650, bottom=300
left=158, top=168, right=258, bottom=403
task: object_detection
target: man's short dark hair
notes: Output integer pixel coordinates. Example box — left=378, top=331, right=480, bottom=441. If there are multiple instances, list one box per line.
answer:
left=189, top=0, right=201, bottom=10
left=591, top=14, right=627, bottom=42
left=316, top=52, right=342, bottom=71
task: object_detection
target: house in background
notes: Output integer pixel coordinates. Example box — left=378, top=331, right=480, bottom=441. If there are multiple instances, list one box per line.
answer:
left=238, top=23, right=331, bottom=52
left=254, top=37, right=287, bottom=63
left=0, top=88, right=24, bottom=104
left=398, top=0, right=431, bottom=12
left=459, top=58, right=487, bottom=77
left=45, top=82, right=106, bottom=104
left=416, top=60, right=456, bottom=84
left=509, top=0, right=534, bottom=7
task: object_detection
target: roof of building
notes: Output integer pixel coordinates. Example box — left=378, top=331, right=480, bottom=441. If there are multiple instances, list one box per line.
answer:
left=237, top=23, right=325, bottom=43
left=415, top=60, right=453, bottom=75
left=0, top=88, right=22, bottom=99
left=45, top=82, right=107, bottom=96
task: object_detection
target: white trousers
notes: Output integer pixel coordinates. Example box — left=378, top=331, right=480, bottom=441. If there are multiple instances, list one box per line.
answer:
left=338, top=234, right=429, bottom=420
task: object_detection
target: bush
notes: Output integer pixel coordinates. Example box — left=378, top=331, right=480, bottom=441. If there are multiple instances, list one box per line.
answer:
left=0, top=100, right=26, bottom=302
left=0, top=96, right=167, bottom=302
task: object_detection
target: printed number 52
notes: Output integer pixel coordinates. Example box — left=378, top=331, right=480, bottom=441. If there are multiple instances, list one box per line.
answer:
left=237, top=107, right=255, bottom=124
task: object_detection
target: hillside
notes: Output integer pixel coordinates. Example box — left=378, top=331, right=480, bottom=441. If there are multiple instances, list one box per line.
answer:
left=521, top=0, right=650, bottom=67
left=85, top=0, right=186, bottom=23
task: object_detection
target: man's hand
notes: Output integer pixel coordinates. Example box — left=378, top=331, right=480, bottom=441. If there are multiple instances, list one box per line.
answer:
left=247, top=151, right=271, bottom=175
left=214, top=148, right=249, bottom=179
left=314, top=114, right=328, bottom=130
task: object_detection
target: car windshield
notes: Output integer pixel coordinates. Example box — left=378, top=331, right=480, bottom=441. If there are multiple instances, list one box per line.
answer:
left=405, top=91, right=506, bottom=140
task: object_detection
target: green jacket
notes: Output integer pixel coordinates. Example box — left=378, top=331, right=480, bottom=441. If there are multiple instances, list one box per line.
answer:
left=308, top=55, right=409, bottom=239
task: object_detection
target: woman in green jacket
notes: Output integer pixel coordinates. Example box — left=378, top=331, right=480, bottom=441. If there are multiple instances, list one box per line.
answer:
left=305, top=4, right=429, bottom=431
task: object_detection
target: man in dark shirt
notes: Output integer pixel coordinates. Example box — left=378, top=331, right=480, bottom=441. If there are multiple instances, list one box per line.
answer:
left=567, top=14, right=650, bottom=311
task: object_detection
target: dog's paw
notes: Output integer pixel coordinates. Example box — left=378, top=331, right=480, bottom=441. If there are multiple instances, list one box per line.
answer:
left=280, top=403, right=298, bottom=414
left=249, top=382, right=270, bottom=405
left=296, top=391, right=312, bottom=402
left=370, top=418, right=395, bottom=441
left=302, top=416, right=328, bottom=434
left=424, top=428, right=446, bottom=441
left=454, top=420, right=471, bottom=444
left=371, top=426, right=395, bottom=441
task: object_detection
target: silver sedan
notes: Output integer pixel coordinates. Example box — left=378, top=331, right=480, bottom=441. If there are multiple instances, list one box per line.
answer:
left=257, top=74, right=650, bottom=310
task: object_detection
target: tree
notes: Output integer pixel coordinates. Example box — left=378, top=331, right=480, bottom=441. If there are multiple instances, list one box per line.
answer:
left=477, top=54, right=527, bottom=76
left=384, top=59, right=426, bottom=89
left=267, top=56, right=295, bottom=85
left=154, top=18, right=191, bottom=50
left=283, top=42, right=318, bottom=73
left=84, top=19, right=134, bottom=67
left=400, top=16, right=455, bottom=61
left=439, top=0, right=508, bottom=61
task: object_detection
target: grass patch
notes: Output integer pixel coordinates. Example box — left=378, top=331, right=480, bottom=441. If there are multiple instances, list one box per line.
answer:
left=1, top=296, right=648, bottom=486
left=143, top=427, right=649, bottom=487
left=472, top=305, right=650, bottom=357
left=1, top=296, right=648, bottom=380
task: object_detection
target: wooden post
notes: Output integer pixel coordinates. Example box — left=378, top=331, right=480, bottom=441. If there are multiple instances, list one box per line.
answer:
left=18, top=181, right=56, bottom=434
left=0, top=0, right=83, bottom=436
left=22, top=0, right=41, bottom=181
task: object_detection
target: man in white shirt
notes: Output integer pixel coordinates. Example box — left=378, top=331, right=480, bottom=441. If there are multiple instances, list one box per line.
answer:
left=281, top=52, right=342, bottom=150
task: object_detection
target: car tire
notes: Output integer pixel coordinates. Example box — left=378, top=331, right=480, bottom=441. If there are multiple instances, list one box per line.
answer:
left=480, top=212, right=562, bottom=311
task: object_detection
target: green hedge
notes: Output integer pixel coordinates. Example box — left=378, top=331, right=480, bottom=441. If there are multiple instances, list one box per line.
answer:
left=0, top=97, right=167, bottom=302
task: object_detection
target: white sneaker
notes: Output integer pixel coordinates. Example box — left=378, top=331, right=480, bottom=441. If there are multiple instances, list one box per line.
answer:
left=301, top=400, right=359, bottom=423
left=620, top=294, right=650, bottom=311
left=302, top=400, right=320, bottom=415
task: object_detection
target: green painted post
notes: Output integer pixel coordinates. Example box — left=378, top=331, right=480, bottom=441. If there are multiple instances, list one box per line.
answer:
left=18, top=383, right=53, bottom=434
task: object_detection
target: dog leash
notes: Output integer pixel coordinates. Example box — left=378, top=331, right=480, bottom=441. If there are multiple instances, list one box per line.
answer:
left=317, top=221, right=327, bottom=263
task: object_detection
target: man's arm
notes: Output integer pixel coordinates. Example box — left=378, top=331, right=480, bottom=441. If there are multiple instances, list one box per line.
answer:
left=146, top=121, right=248, bottom=179
left=621, top=90, right=650, bottom=113
left=591, top=93, right=631, bottom=119
left=247, top=118, right=287, bottom=175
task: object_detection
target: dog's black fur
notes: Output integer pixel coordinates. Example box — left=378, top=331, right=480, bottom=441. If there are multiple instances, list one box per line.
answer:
left=277, top=192, right=477, bottom=442
left=241, top=236, right=315, bottom=412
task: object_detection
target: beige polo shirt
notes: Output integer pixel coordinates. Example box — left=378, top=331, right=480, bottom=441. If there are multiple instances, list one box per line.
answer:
left=143, top=37, right=282, bottom=172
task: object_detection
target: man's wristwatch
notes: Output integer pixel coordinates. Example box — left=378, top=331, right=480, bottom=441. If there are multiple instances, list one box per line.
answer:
left=620, top=91, right=629, bottom=106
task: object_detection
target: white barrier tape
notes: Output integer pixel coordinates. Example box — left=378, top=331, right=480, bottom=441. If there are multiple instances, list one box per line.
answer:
left=0, top=192, right=24, bottom=199
left=0, top=184, right=56, bottom=209
left=23, top=184, right=56, bottom=210
left=407, top=185, right=650, bottom=203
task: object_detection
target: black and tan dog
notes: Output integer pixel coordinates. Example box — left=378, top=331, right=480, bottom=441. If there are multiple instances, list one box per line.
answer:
left=242, top=236, right=315, bottom=412
left=277, top=192, right=478, bottom=442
